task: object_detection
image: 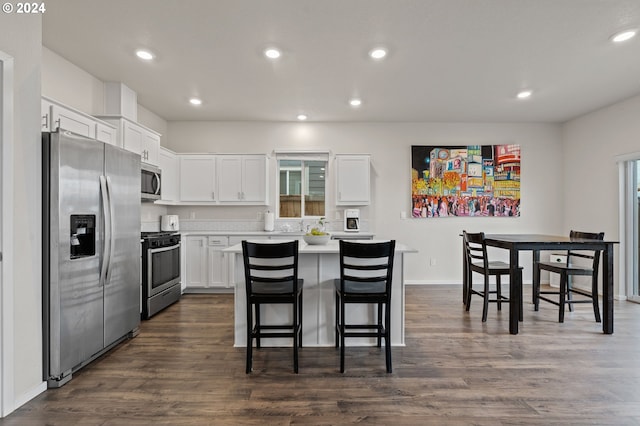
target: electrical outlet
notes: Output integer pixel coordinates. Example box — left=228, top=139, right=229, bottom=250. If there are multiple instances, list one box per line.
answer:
left=190, top=211, right=196, bottom=219
left=334, top=211, right=341, bottom=220
left=400, top=211, right=407, bottom=219
left=430, top=258, right=437, bottom=266
left=257, top=211, right=263, bottom=220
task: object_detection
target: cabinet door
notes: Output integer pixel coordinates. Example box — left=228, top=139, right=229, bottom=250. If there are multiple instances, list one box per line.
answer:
left=241, top=155, right=267, bottom=203
left=158, top=148, right=179, bottom=202
left=96, top=122, right=118, bottom=146
left=51, top=104, right=96, bottom=139
left=142, top=131, right=160, bottom=165
left=122, top=121, right=144, bottom=156
left=207, top=237, right=229, bottom=288
left=217, top=155, right=267, bottom=204
left=185, top=236, right=207, bottom=288
left=336, top=155, right=370, bottom=205
left=179, top=155, right=217, bottom=201
left=217, top=156, right=243, bottom=201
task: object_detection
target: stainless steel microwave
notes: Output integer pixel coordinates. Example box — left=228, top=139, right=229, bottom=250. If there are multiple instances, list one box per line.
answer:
left=141, top=163, right=161, bottom=201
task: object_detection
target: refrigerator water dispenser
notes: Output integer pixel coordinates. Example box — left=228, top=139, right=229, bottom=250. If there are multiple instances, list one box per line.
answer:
left=70, top=214, right=95, bottom=259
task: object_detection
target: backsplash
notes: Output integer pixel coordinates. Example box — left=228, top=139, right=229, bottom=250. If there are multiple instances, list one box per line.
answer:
left=141, top=216, right=368, bottom=233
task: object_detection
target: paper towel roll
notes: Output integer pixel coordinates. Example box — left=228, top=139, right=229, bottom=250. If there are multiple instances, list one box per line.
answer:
left=264, top=211, right=275, bottom=232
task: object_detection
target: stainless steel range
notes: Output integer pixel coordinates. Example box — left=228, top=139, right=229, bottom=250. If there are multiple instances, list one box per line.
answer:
left=141, top=232, right=181, bottom=319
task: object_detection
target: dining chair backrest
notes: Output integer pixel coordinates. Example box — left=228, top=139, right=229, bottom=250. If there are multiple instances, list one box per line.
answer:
left=463, top=231, right=488, bottom=270
left=242, top=240, right=299, bottom=293
left=567, top=230, right=605, bottom=271
left=338, top=240, right=396, bottom=296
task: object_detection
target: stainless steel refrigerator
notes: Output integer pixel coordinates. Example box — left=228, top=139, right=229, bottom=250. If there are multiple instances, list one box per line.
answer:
left=42, top=130, right=141, bottom=388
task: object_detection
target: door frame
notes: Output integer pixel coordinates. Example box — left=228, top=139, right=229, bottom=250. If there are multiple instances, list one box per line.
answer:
left=616, top=151, right=640, bottom=303
left=0, top=50, right=15, bottom=417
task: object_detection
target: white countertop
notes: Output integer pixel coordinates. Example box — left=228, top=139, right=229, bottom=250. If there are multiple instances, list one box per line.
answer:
left=180, top=230, right=375, bottom=238
left=223, top=239, right=417, bottom=254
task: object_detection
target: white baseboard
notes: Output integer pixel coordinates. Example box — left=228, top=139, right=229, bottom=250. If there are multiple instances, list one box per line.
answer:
left=9, top=381, right=46, bottom=416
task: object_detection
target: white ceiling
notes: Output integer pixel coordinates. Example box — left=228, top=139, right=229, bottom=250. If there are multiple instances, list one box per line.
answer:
left=42, top=0, right=640, bottom=123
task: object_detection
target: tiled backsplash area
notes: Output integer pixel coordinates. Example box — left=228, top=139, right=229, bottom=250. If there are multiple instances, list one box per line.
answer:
left=141, top=203, right=368, bottom=233
left=142, top=216, right=368, bottom=233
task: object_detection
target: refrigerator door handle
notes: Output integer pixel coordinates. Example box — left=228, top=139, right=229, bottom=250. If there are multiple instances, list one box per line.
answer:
left=105, top=176, right=116, bottom=285
left=99, top=175, right=112, bottom=286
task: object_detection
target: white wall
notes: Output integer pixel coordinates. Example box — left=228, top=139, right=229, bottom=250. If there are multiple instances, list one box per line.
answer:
left=0, top=12, right=45, bottom=413
left=562, top=93, right=640, bottom=296
left=167, top=121, right=564, bottom=283
left=41, top=46, right=104, bottom=115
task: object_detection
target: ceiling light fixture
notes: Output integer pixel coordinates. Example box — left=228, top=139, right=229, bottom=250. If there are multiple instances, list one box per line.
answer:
left=611, top=29, right=637, bottom=43
left=135, top=49, right=154, bottom=61
left=369, top=47, right=388, bottom=60
left=349, top=98, right=362, bottom=107
left=189, top=98, right=203, bottom=106
left=517, top=90, right=533, bottom=100
left=264, top=48, right=282, bottom=59
left=297, top=114, right=308, bottom=121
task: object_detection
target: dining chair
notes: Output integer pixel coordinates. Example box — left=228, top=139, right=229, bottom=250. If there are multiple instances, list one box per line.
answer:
left=335, top=240, right=395, bottom=373
left=463, top=230, right=522, bottom=322
left=242, top=240, right=303, bottom=373
left=533, top=230, right=604, bottom=323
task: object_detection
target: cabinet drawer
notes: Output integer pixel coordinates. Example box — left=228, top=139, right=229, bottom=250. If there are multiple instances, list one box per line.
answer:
left=208, top=236, right=229, bottom=246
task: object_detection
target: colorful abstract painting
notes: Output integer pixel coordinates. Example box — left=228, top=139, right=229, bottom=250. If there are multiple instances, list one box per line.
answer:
left=411, top=145, right=521, bottom=218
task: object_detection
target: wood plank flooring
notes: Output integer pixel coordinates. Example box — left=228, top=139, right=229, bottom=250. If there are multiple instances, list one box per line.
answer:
left=4, top=285, right=640, bottom=425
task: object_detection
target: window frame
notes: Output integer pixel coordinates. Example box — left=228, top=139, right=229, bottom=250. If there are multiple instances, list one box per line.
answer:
left=275, top=152, right=329, bottom=220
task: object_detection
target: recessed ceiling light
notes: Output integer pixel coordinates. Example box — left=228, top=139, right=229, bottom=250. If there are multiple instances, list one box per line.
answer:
left=189, top=98, right=202, bottom=106
left=349, top=98, right=362, bottom=107
left=135, top=49, right=154, bottom=61
left=297, top=114, right=308, bottom=121
left=516, top=90, right=533, bottom=100
left=264, top=48, right=282, bottom=59
left=369, top=47, right=388, bottom=60
left=611, top=30, right=637, bottom=43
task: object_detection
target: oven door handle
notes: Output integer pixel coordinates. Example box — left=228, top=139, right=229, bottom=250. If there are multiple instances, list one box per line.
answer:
left=148, top=243, right=181, bottom=254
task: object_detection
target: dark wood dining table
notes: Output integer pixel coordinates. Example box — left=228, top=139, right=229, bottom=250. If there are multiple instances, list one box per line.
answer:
left=467, top=234, right=618, bottom=335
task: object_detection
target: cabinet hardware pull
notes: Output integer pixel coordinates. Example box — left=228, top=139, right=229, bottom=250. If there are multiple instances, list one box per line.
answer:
left=42, top=114, right=49, bottom=129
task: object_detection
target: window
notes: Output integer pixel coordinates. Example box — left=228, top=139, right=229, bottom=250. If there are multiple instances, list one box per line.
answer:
left=277, top=157, right=327, bottom=218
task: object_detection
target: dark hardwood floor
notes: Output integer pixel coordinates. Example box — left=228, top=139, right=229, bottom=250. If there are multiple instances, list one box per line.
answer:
left=4, top=285, right=640, bottom=425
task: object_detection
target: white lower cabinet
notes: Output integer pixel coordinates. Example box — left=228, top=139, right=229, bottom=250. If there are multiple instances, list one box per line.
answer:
left=184, top=236, right=229, bottom=292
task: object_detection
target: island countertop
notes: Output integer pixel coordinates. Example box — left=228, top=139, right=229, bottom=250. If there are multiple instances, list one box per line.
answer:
left=223, top=239, right=417, bottom=254
left=225, top=239, right=417, bottom=348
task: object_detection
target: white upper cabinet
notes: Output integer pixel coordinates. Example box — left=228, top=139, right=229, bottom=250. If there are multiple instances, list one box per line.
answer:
left=158, top=147, right=179, bottom=203
left=122, top=119, right=143, bottom=154
left=95, top=122, right=118, bottom=145
left=335, top=154, right=370, bottom=205
left=96, top=116, right=162, bottom=166
left=42, top=96, right=117, bottom=145
left=143, top=131, right=160, bottom=165
left=217, top=155, right=267, bottom=204
left=179, top=155, right=217, bottom=202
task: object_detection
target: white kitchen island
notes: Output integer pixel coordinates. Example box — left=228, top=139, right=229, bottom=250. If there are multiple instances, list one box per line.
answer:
left=223, top=240, right=417, bottom=348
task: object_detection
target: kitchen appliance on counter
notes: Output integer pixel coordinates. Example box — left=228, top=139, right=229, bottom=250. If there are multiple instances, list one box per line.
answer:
left=141, top=231, right=181, bottom=319
left=141, top=163, right=161, bottom=201
left=264, top=211, right=275, bottom=231
left=42, top=130, right=141, bottom=388
left=344, top=209, right=360, bottom=232
left=161, top=214, right=179, bottom=232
